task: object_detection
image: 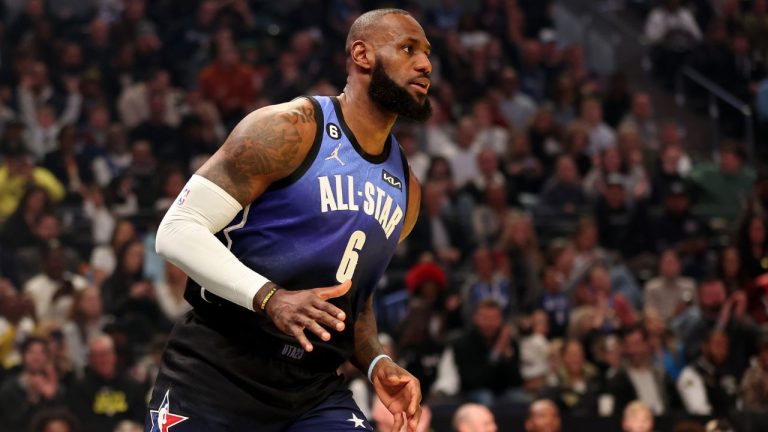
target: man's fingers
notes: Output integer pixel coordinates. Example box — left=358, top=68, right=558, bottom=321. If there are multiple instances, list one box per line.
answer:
left=392, top=411, right=405, bottom=432
left=290, top=325, right=313, bottom=352
left=313, top=279, right=352, bottom=301
left=308, top=306, right=345, bottom=332
left=407, top=405, right=422, bottom=432
left=303, top=318, right=331, bottom=341
left=311, top=298, right=346, bottom=328
left=406, top=383, right=421, bottom=416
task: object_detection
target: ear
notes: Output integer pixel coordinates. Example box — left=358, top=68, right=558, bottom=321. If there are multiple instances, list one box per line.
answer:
left=350, top=40, right=374, bottom=72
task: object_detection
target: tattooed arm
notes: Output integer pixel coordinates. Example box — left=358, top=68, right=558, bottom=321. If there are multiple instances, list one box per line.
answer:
left=354, top=295, right=422, bottom=432
left=197, top=98, right=316, bottom=205
left=157, top=98, right=349, bottom=350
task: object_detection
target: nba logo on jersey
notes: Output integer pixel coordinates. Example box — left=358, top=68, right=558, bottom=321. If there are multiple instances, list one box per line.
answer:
left=149, top=390, right=188, bottom=432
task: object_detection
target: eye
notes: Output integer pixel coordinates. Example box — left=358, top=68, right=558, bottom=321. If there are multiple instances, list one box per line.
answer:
left=402, top=45, right=413, bottom=54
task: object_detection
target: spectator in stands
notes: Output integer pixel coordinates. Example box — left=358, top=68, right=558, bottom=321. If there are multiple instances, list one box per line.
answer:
left=23, top=245, right=88, bottom=322
left=652, top=181, right=709, bottom=278
left=538, top=266, right=570, bottom=338
left=528, top=107, right=562, bottom=172
left=689, top=142, right=756, bottom=221
left=593, top=174, right=652, bottom=258
left=620, top=92, right=659, bottom=151
left=154, top=262, right=191, bottom=322
left=0, top=186, right=53, bottom=250
left=62, top=286, right=111, bottom=375
left=622, top=401, right=654, bottom=432
left=525, top=399, right=561, bottom=432
left=471, top=181, right=511, bottom=247
left=452, top=403, right=497, bottom=432
left=677, top=330, right=738, bottom=416
left=536, top=155, right=587, bottom=221
left=67, top=335, right=145, bottom=431
left=504, top=132, right=546, bottom=194
left=644, top=0, right=702, bottom=82
left=399, top=261, right=456, bottom=396
left=645, top=309, right=685, bottom=381
left=128, top=92, right=179, bottom=162
left=718, top=246, right=754, bottom=297
left=584, top=147, right=650, bottom=204
left=464, top=147, right=508, bottom=207
left=90, top=218, right=136, bottom=285
left=409, top=181, right=468, bottom=266
left=41, top=125, right=92, bottom=201
left=673, top=279, right=757, bottom=374
left=520, top=310, right=551, bottom=395
left=101, top=240, right=149, bottom=314
left=198, top=40, right=258, bottom=126
left=450, top=116, right=482, bottom=189
left=581, top=98, right=616, bottom=156
left=740, top=338, right=768, bottom=412
left=0, top=146, right=64, bottom=223
left=543, top=339, right=600, bottom=416
left=745, top=0, right=768, bottom=64
left=562, top=122, right=592, bottom=177
left=518, top=40, right=548, bottom=103
left=432, top=300, right=522, bottom=405
left=0, top=337, right=66, bottom=432
left=463, top=248, right=514, bottom=320
left=644, top=249, right=697, bottom=321
left=737, top=214, right=768, bottom=278
left=499, top=211, right=543, bottom=310
left=27, top=408, right=81, bottom=432
left=498, top=66, right=537, bottom=132
left=605, top=325, right=681, bottom=416
left=471, top=100, right=508, bottom=156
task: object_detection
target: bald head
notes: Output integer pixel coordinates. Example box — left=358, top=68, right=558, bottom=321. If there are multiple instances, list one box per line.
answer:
left=453, top=403, right=497, bottom=432
left=345, top=8, right=412, bottom=54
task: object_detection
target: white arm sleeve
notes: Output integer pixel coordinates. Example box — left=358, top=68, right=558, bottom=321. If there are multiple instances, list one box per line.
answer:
left=155, top=174, right=269, bottom=311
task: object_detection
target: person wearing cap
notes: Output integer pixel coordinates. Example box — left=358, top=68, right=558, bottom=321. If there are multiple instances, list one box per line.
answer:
left=0, top=145, right=64, bottom=223
left=593, top=173, right=652, bottom=259
left=652, top=179, right=710, bottom=278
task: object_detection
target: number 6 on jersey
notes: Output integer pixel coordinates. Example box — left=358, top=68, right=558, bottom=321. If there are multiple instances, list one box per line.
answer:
left=336, top=230, right=366, bottom=283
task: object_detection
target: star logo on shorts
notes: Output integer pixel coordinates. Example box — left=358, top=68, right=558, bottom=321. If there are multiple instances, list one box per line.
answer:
left=149, top=390, right=188, bottom=432
left=347, top=412, right=366, bottom=428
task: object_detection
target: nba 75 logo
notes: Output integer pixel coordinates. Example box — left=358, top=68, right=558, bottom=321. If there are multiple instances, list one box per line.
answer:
left=381, top=170, right=402, bottom=191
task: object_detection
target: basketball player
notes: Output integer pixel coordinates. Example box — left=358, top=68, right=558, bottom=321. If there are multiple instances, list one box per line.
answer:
left=146, top=8, right=431, bottom=432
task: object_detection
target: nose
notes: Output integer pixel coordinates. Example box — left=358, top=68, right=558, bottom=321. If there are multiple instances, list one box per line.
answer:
left=415, top=52, right=432, bottom=76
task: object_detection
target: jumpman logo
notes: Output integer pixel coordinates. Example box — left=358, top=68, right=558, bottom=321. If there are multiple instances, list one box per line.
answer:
left=346, top=413, right=366, bottom=428
left=325, top=143, right=345, bottom=166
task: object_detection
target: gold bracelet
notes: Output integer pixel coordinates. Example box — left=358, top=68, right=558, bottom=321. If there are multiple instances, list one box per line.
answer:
left=260, top=286, right=279, bottom=311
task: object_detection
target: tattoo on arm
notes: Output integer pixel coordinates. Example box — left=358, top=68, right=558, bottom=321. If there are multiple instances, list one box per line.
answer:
left=200, top=103, right=315, bottom=204
left=353, top=296, right=384, bottom=373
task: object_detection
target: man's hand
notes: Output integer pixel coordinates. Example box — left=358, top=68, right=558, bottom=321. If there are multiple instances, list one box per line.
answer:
left=371, top=358, right=422, bottom=432
left=260, top=280, right=350, bottom=352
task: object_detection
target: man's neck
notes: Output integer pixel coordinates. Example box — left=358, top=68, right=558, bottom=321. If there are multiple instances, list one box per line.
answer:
left=338, top=86, right=396, bottom=156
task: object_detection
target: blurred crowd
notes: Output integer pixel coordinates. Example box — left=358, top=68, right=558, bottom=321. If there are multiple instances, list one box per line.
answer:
left=0, top=0, right=766, bottom=431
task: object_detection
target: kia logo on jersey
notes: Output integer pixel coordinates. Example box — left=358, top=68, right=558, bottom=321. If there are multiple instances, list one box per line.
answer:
left=381, top=170, right=402, bottom=191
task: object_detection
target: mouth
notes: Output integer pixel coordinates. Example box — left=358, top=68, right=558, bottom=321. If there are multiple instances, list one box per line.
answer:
left=409, top=79, right=430, bottom=94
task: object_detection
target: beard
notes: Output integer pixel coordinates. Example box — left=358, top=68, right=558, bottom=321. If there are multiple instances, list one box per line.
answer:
left=368, top=60, right=432, bottom=122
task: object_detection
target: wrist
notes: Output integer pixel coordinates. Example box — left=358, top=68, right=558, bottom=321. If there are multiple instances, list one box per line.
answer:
left=252, top=282, right=279, bottom=314
left=367, top=354, right=392, bottom=383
